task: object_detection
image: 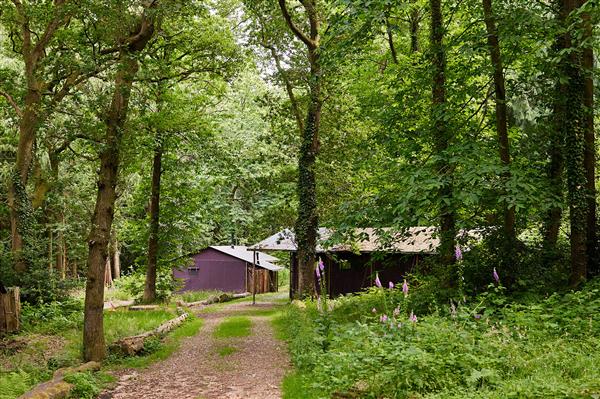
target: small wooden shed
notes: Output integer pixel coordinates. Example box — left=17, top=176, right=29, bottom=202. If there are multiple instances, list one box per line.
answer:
left=251, top=227, right=478, bottom=297
left=173, top=246, right=282, bottom=294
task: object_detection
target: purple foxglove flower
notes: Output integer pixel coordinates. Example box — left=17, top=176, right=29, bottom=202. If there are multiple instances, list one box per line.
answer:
left=318, top=257, right=325, bottom=272
left=402, top=279, right=409, bottom=297
left=455, top=246, right=463, bottom=261
left=493, top=268, right=500, bottom=284
left=375, top=273, right=382, bottom=288
left=450, top=302, right=457, bottom=318
left=393, top=307, right=400, bottom=317
left=409, top=312, right=417, bottom=323
left=380, top=314, right=388, bottom=323
left=315, top=263, right=321, bottom=280
left=389, top=281, right=394, bottom=289
left=372, top=308, right=377, bottom=313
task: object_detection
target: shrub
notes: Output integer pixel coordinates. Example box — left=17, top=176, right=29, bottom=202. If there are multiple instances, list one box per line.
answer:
left=116, top=271, right=179, bottom=302
left=20, top=298, right=83, bottom=334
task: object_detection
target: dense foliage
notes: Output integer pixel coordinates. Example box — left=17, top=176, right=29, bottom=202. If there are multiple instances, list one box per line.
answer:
left=0, top=0, right=599, bottom=379
left=277, top=278, right=600, bottom=398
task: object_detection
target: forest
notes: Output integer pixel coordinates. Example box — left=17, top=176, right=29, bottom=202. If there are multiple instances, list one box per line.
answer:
left=0, top=0, right=599, bottom=398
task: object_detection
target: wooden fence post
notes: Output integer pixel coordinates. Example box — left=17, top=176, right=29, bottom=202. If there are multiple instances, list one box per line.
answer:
left=0, top=287, right=21, bottom=334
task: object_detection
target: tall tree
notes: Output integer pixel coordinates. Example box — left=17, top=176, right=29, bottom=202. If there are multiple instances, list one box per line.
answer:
left=481, top=0, right=516, bottom=243
left=0, top=0, right=99, bottom=270
left=278, top=0, right=322, bottom=298
left=83, top=2, right=158, bottom=361
left=580, top=0, right=596, bottom=276
left=557, top=0, right=588, bottom=286
left=430, top=0, right=456, bottom=272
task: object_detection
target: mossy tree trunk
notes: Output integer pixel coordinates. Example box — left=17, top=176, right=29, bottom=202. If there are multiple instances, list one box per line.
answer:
left=278, top=0, right=322, bottom=298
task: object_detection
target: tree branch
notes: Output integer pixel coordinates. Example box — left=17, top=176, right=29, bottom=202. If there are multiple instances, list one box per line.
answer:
left=0, top=89, right=23, bottom=117
left=31, top=0, right=71, bottom=67
left=278, top=0, right=316, bottom=49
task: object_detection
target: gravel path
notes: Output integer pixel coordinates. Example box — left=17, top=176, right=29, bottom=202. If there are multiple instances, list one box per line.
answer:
left=99, top=298, right=290, bottom=399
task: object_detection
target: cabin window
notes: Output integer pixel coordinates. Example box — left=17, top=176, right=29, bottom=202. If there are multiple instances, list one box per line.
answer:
left=188, top=266, right=200, bottom=275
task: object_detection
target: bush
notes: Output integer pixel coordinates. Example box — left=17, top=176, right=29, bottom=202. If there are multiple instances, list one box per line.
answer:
left=20, top=298, right=83, bottom=334
left=116, top=271, right=179, bottom=302
left=63, top=372, right=101, bottom=399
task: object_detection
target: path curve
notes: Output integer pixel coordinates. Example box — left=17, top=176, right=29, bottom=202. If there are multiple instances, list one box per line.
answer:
left=99, top=298, right=290, bottom=399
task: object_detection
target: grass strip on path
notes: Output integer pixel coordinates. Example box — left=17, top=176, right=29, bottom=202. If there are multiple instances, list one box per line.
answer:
left=213, top=317, right=252, bottom=339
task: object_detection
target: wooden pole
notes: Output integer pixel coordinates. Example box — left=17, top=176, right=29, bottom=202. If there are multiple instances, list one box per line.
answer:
left=252, top=250, right=257, bottom=305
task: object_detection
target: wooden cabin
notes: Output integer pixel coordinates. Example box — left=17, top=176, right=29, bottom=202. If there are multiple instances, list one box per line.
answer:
left=173, top=246, right=281, bottom=294
left=251, top=227, right=476, bottom=297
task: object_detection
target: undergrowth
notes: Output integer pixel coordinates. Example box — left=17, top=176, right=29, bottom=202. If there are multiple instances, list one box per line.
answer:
left=275, top=278, right=600, bottom=398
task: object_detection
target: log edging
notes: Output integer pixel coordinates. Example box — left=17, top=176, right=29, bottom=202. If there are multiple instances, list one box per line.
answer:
left=111, top=312, right=189, bottom=356
left=17, top=361, right=101, bottom=399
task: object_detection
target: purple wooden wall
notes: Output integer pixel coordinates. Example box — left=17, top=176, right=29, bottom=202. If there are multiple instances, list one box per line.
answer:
left=173, top=248, right=246, bottom=292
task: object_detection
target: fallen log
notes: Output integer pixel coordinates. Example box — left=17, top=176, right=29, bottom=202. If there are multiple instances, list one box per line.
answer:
left=103, top=299, right=134, bottom=311
left=111, top=312, right=189, bottom=356
left=128, top=305, right=160, bottom=311
left=18, top=361, right=101, bottom=399
left=177, top=292, right=250, bottom=308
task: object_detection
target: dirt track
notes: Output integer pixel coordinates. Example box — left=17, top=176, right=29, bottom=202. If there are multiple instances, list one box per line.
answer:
left=99, top=297, right=290, bottom=399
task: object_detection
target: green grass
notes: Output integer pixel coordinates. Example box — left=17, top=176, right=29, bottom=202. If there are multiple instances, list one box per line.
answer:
left=213, top=317, right=252, bottom=339
left=216, top=345, right=237, bottom=357
left=281, top=372, right=320, bottom=399
left=103, top=309, right=174, bottom=343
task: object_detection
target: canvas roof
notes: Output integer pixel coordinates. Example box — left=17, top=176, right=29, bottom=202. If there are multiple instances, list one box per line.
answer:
left=249, top=227, right=481, bottom=255
left=210, top=246, right=282, bottom=271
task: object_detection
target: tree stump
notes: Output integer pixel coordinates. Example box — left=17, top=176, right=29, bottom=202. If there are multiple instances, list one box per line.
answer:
left=0, top=287, right=20, bottom=334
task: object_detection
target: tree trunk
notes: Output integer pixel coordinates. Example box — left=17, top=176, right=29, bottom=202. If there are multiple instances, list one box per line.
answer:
left=558, top=0, right=587, bottom=286
left=580, top=1, right=596, bottom=276
left=409, top=3, right=420, bottom=53
left=112, top=237, right=121, bottom=280
left=8, top=90, right=41, bottom=272
left=295, top=46, right=321, bottom=299
left=430, top=0, right=456, bottom=272
left=278, top=0, right=321, bottom=299
left=143, top=138, right=163, bottom=303
left=482, top=0, right=516, bottom=244
left=83, top=54, right=140, bottom=362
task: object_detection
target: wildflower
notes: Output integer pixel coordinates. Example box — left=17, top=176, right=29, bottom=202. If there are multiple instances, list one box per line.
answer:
left=450, top=301, right=457, bottom=318
left=319, top=257, right=325, bottom=272
left=398, top=322, right=403, bottom=328
left=380, top=314, right=388, bottom=323
left=375, top=273, right=382, bottom=288
left=315, top=262, right=321, bottom=280
left=455, top=246, right=463, bottom=261
left=493, top=268, right=500, bottom=284
left=389, top=281, right=394, bottom=289
left=393, top=307, right=400, bottom=317
left=402, top=279, right=409, bottom=297
left=409, top=311, right=417, bottom=323
left=372, top=308, right=377, bottom=313
left=474, top=314, right=482, bottom=320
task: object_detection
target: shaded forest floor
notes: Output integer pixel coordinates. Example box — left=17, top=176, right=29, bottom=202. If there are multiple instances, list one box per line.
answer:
left=99, top=293, right=290, bottom=399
